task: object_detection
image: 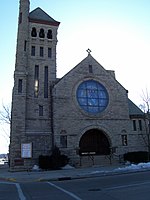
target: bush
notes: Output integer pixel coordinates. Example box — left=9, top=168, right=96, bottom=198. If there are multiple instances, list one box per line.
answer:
left=39, top=155, right=50, bottom=170
left=124, top=151, right=149, bottom=164
left=39, top=146, right=69, bottom=170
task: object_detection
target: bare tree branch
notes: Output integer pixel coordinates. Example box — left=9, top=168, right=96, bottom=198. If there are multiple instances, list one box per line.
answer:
left=0, top=103, right=11, bottom=124
left=0, top=128, right=9, bottom=143
left=141, top=88, right=150, bottom=113
left=140, top=88, right=150, bottom=160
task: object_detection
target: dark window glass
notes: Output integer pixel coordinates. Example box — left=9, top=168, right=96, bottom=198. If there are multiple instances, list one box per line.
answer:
left=31, top=27, right=37, bottom=37
left=60, top=135, right=67, bottom=148
left=47, top=29, right=53, bottom=39
left=40, top=47, right=44, bottom=57
left=19, top=12, right=22, bottom=24
left=39, top=105, right=43, bottom=116
left=24, top=40, right=27, bottom=51
left=34, top=65, right=39, bottom=97
left=18, top=79, right=22, bottom=93
left=89, top=65, right=93, bottom=73
left=44, top=66, right=48, bottom=98
left=48, top=48, right=52, bottom=58
left=39, top=28, right=45, bottom=38
left=133, top=120, right=137, bottom=131
left=122, top=135, right=128, bottom=146
left=139, top=120, right=142, bottom=131
left=31, top=46, right=35, bottom=56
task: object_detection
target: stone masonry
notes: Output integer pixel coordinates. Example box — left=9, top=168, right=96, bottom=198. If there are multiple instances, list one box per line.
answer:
left=10, top=0, right=147, bottom=170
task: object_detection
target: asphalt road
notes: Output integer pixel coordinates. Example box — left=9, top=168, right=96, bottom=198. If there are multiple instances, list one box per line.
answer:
left=1, top=171, right=150, bottom=200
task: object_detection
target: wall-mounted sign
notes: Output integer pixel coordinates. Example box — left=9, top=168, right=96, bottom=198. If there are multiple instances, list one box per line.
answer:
left=21, top=143, right=32, bottom=158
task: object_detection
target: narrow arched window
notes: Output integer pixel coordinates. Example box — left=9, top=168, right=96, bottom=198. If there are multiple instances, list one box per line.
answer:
left=47, top=29, right=52, bottom=39
left=18, top=79, right=23, bottom=93
left=31, top=27, right=37, bottom=37
left=19, top=12, right=22, bottom=24
left=39, top=28, right=45, bottom=38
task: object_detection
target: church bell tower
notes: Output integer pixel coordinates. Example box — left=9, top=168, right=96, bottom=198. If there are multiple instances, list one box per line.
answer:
left=10, top=0, right=60, bottom=170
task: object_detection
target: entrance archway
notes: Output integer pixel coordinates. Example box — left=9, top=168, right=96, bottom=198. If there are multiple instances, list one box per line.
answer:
left=79, top=129, right=110, bottom=155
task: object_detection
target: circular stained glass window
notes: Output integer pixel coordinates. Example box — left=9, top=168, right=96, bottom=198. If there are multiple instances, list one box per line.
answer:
left=76, top=80, right=109, bottom=114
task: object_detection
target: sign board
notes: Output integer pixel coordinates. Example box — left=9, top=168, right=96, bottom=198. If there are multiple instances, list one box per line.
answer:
left=21, top=143, right=32, bottom=158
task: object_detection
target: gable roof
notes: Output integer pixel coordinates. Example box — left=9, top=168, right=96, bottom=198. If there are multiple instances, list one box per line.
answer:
left=29, top=7, right=60, bottom=26
left=54, top=54, right=107, bottom=86
left=55, top=54, right=128, bottom=93
left=128, top=99, right=144, bottom=117
left=54, top=53, right=129, bottom=103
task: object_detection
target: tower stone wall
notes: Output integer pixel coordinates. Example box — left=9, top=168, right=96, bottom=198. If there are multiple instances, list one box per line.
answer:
left=10, top=0, right=60, bottom=169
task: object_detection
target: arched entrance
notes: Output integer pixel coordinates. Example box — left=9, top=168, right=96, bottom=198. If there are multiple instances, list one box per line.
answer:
left=79, top=129, right=110, bottom=156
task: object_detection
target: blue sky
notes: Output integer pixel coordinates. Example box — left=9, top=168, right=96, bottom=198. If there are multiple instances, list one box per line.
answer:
left=0, top=0, right=150, bottom=153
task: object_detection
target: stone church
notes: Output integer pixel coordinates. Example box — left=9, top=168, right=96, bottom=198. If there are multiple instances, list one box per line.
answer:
left=10, top=0, right=147, bottom=170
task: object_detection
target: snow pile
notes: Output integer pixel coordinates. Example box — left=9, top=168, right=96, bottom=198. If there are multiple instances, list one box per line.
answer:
left=114, top=162, right=150, bottom=172
left=32, top=165, right=40, bottom=171
left=90, top=170, right=105, bottom=174
left=61, top=164, right=75, bottom=170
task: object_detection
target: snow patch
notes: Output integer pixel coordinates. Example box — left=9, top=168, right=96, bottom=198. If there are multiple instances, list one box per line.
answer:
left=114, top=162, right=150, bottom=172
left=61, top=164, right=75, bottom=170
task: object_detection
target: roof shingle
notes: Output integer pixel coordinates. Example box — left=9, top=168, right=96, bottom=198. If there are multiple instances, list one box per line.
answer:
left=128, top=99, right=143, bottom=117
left=29, top=7, right=60, bottom=26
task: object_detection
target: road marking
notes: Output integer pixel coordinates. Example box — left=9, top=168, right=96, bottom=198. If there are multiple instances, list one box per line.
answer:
left=15, top=183, right=26, bottom=200
left=48, top=182, right=82, bottom=200
left=0, top=182, right=26, bottom=200
left=106, top=181, right=150, bottom=191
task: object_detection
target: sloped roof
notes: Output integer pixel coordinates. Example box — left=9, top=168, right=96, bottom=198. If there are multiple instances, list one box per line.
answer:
left=128, top=99, right=144, bottom=117
left=54, top=54, right=108, bottom=87
left=54, top=54, right=143, bottom=119
left=55, top=54, right=127, bottom=93
left=29, top=7, right=60, bottom=26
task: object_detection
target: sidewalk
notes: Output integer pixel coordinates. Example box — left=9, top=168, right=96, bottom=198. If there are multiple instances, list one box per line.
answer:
left=0, top=164, right=122, bottom=182
left=0, top=164, right=150, bottom=183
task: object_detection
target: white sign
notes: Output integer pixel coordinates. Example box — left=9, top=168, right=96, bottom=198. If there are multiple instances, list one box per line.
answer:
left=21, top=143, right=32, bottom=158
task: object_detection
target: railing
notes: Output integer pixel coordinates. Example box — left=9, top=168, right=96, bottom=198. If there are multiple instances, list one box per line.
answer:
left=80, top=152, right=96, bottom=166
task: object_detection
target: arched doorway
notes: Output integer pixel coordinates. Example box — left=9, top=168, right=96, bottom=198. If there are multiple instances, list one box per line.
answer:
left=79, top=129, right=110, bottom=156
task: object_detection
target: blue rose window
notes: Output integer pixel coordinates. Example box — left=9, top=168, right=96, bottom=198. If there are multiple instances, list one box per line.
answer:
left=76, top=80, right=109, bottom=114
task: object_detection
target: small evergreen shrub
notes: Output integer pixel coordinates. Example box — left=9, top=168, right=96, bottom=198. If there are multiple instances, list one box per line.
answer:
left=39, top=146, right=69, bottom=170
left=124, top=151, right=149, bottom=164
left=50, top=146, right=70, bottom=170
left=39, top=155, right=50, bottom=170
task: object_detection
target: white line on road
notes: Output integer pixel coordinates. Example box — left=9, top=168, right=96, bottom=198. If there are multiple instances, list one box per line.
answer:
left=105, top=181, right=150, bottom=191
left=48, top=182, right=82, bottom=200
left=15, top=183, right=26, bottom=200
left=0, top=182, right=26, bottom=200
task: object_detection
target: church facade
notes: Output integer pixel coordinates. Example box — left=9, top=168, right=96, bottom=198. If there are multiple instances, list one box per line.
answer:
left=10, top=0, right=147, bottom=170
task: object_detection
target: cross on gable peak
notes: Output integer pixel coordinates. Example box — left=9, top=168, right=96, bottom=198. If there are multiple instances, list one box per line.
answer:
left=86, top=48, right=92, bottom=55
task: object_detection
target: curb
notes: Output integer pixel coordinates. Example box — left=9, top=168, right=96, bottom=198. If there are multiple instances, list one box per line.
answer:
left=37, top=168, right=150, bottom=182
left=1, top=167, right=150, bottom=183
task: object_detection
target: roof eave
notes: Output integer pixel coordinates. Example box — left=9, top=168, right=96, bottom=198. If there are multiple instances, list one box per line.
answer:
left=29, top=18, right=60, bottom=26
left=130, top=114, right=144, bottom=119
